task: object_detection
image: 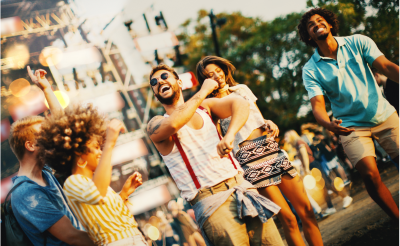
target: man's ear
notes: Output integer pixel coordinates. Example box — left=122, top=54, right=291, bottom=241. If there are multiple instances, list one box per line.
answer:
left=177, top=79, right=183, bottom=89
left=25, top=140, right=36, bottom=152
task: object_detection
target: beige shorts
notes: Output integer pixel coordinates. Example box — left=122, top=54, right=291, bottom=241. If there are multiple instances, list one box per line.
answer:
left=340, top=112, right=399, bottom=166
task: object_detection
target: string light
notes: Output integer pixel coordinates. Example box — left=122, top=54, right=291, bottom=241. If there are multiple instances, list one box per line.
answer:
left=303, top=175, right=316, bottom=190
left=9, top=78, right=31, bottom=97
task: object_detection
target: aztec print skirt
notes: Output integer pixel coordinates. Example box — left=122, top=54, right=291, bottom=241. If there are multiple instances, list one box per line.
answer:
left=235, top=135, right=297, bottom=188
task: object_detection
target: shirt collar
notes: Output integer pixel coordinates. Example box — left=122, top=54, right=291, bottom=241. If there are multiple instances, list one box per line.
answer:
left=312, top=36, right=346, bottom=62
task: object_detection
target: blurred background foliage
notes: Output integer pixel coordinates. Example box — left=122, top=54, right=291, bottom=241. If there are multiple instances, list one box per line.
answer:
left=176, top=0, right=399, bottom=134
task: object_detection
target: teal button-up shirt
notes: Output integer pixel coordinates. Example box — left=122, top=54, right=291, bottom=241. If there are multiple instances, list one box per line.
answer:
left=302, top=34, right=395, bottom=127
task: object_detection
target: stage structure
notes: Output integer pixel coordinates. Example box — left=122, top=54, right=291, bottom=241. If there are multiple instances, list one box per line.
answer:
left=0, top=1, right=195, bottom=207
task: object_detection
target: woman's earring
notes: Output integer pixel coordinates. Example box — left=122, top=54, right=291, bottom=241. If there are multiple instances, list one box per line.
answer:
left=77, top=158, right=87, bottom=168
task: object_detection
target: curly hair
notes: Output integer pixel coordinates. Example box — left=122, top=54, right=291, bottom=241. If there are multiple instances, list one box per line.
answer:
left=297, top=8, right=339, bottom=48
left=37, top=104, right=107, bottom=177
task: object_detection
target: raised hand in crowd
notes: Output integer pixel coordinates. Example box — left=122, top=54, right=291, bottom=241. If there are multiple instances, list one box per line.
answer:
left=27, top=66, right=63, bottom=113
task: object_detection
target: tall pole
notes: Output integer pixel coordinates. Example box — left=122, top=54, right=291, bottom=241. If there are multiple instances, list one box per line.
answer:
left=209, top=9, right=221, bottom=57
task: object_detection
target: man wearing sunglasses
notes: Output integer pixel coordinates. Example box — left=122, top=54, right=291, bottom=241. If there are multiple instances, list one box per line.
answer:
left=147, top=64, right=284, bottom=246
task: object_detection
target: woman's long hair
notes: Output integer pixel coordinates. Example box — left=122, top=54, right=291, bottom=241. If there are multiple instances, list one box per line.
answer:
left=196, top=56, right=238, bottom=87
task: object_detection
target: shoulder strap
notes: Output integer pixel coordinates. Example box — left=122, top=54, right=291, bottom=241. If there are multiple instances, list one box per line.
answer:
left=4, top=180, right=32, bottom=213
left=4, top=179, right=48, bottom=246
left=197, top=106, right=237, bottom=170
left=172, top=134, right=201, bottom=189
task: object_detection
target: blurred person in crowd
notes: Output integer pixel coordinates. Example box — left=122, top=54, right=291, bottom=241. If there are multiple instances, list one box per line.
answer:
left=300, top=123, right=320, bottom=146
left=9, top=67, right=95, bottom=246
left=196, top=56, right=323, bottom=246
left=167, top=200, right=205, bottom=246
left=298, top=7, right=399, bottom=220
left=37, top=104, right=146, bottom=246
left=155, top=211, right=179, bottom=246
left=146, top=64, right=283, bottom=246
left=313, top=132, right=350, bottom=183
left=311, top=132, right=353, bottom=208
left=285, top=130, right=340, bottom=216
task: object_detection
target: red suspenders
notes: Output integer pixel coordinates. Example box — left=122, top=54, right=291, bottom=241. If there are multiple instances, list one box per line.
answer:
left=171, top=106, right=238, bottom=189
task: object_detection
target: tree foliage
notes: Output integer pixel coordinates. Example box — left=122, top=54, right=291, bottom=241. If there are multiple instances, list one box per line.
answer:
left=177, top=0, right=399, bottom=134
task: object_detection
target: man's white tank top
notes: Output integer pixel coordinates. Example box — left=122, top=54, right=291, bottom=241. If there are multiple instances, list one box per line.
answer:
left=161, top=108, right=242, bottom=201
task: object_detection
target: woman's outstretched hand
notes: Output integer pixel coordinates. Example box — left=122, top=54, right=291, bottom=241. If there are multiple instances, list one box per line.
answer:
left=120, top=172, right=143, bottom=200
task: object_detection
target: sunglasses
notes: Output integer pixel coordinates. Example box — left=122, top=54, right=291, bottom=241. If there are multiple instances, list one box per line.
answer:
left=150, top=72, right=169, bottom=86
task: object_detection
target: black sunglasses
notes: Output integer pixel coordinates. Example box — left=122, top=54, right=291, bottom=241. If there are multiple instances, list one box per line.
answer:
left=150, top=72, right=169, bottom=86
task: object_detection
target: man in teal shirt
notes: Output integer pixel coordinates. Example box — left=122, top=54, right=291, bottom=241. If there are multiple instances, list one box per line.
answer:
left=298, top=8, right=399, bottom=220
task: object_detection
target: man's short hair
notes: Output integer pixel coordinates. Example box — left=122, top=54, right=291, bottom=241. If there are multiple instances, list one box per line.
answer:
left=297, top=8, right=339, bottom=48
left=9, top=116, right=44, bottom=160
left=149, top=64, right=179, bottom=82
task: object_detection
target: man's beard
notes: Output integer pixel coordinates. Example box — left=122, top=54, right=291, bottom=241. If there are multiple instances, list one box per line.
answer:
left=155, top=87, right=180, bottom=105
left=317, top=32, right=329, bottom=41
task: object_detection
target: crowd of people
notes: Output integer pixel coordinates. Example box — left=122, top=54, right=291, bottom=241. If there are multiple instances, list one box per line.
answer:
left=3, top=7, right=398, bottom=246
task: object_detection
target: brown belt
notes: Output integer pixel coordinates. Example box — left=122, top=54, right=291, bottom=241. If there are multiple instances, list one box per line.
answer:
left=189, top=174, right=244, bottom=206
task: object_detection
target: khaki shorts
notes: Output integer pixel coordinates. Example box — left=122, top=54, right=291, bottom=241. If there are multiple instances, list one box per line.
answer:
left=340, top=112, right=399, bottom=166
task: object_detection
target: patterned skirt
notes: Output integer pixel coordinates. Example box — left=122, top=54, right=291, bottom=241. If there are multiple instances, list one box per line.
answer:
left=235, top=135, right=297, bottom=188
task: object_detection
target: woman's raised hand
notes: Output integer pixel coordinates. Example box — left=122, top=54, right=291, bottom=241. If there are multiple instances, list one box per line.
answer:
left=120, top=172, right=143, bottom=200
left=105, top=119, right=125, bottom=147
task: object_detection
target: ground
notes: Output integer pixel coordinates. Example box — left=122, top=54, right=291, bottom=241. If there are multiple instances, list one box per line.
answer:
left=277, top=161, right=399, bottom=246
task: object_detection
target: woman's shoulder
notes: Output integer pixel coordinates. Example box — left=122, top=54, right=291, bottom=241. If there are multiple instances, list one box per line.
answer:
left=229, top=84, right=249, bottom=92
left=64, top=174, right=90, bottom=187
left=229, top=84, right=257, bottom=101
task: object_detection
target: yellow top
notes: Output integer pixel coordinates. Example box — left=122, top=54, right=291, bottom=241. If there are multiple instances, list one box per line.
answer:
left=63, top=174, right=140, bottom=245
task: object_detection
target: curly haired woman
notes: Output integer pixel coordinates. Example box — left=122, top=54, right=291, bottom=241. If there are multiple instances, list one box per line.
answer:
left=196, top=56, right=323, bottom=246
left=38, top=104, right=147, bottom=246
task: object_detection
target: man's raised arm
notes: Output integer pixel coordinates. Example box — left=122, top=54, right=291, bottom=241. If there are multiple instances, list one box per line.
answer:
left=147, top=79, right=218, bottom=143
left=27, top=66, right=63, bottom=114
left=202, top=95, right=250, bottom=156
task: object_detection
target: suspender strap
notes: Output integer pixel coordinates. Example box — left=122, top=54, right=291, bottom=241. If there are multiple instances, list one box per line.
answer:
left=198, top=106, right=237, bottom=170
left=172, top=134, right=201, bottom=189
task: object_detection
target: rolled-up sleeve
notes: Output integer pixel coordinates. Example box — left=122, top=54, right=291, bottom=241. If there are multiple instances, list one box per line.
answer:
left=303, top=67, right=325, bottom=99
left=355, top=34, right=384, bottom=66
left=63, top=174, right=104, bottom=205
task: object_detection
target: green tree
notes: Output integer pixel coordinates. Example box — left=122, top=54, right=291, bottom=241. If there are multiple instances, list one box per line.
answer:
left=177, top=1, right=399, bottom=134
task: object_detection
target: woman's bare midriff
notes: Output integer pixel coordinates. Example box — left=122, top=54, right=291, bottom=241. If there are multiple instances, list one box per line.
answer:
left=239, top=127, right=270, bottom=148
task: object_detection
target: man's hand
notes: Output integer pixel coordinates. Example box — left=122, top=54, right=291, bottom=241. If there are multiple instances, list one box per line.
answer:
left=27, top=66, right=51, bottom=91
left=200, top=79, right=219, bottom=95
left=217, top=133, right=235, bottom=157
left=105, top=119, right=125, bottom=147
left=120, top=172, right=143, bottom=200
left=326, top=119, right=354, bottom=136
left=264, top=119, right=279, bottom=137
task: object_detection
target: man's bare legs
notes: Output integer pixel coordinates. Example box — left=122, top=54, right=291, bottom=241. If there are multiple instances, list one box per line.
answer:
left=356, top=156, right=399, bottom=220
